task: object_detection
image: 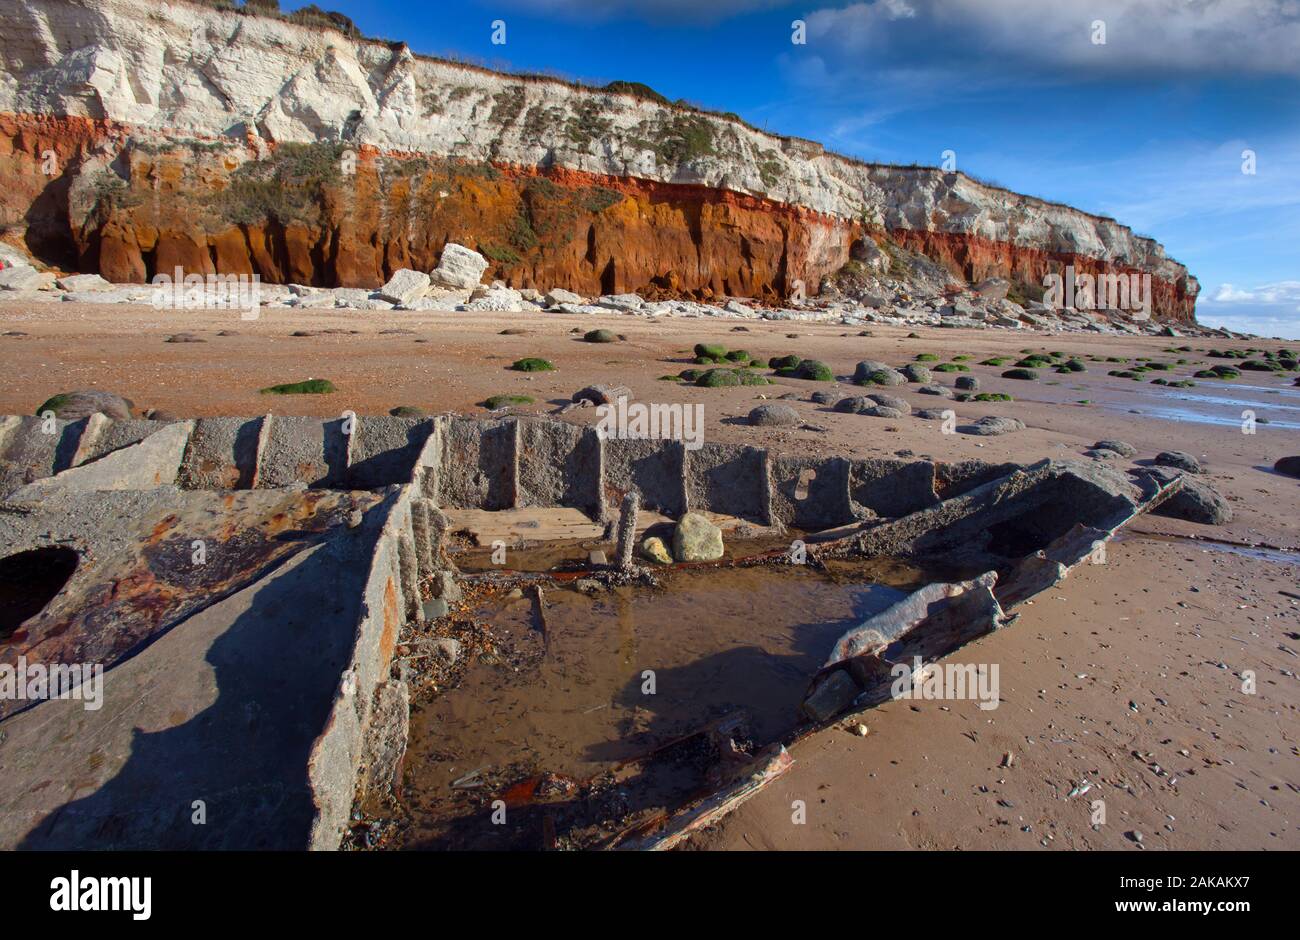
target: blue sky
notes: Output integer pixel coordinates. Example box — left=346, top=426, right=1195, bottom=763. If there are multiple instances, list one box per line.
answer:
left=299, top=0, right=1298, bottom=337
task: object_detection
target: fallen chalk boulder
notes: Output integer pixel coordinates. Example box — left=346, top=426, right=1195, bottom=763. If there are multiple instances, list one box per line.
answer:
left=431, top=244, right=488, bottom=290
left=378, top=269, right=431, bottom=306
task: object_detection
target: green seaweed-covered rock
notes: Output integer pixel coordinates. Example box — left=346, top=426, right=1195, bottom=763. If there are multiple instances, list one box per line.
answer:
left=697, top=368, right=742, bottom=388
left=792, top=359, right=834, bottom=381
left=484, top=394, right=535, bottom=409
left=1014, top=356, right=1052, bottom=369
left=511, top=357, right=555, bottom=372
left=260, top=379, right=336, bottom=395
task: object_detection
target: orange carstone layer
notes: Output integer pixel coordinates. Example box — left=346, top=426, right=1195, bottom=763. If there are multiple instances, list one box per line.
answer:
left=0, top=113, right=1196, bottom=320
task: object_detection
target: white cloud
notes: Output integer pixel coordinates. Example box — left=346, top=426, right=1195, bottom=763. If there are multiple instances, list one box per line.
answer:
left=1195, top=311, right=1300, bottom=339
left=1200, top=280, right=1300, bottom=338
left=1209, top=281, right=1300, bottom=307
left=804, top=0, right=1300, bottom=77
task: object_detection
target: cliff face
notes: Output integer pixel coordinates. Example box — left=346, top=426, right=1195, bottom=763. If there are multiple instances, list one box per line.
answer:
left=0, top=0, right=1200, bottom=320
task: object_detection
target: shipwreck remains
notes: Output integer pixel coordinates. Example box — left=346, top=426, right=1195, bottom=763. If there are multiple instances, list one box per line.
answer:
left=0, top=410, right=1180, bottom=849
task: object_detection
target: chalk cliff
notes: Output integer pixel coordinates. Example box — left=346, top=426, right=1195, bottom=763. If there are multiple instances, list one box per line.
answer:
left=0, top=0, right=1199, bottom=320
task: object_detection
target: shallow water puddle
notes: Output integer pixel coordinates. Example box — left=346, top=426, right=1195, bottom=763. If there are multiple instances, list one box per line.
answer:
left=1095, top=378, right=1300, bottom=429
left=388, top=562, right=915, bottom=849
left=1117, top=531, right=1300, bottom=566
left=1111, top=405, right=1300, bottom=430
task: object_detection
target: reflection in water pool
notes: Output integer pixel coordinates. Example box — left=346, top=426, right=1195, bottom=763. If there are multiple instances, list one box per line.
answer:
left=1097, top=377, right=1300, bottom=429
left=385, top=561, right=918, bottom=849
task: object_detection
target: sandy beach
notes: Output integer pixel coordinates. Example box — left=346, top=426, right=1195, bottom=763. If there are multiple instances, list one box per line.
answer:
left=2, top=298, right=1296, bottom=851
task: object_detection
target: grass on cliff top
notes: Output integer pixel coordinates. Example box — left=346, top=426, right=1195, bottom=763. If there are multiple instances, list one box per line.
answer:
left=603, top=81, right=670, bottom=106
left=191, top=3, right=772, bottom=147
left=194, top=2, right=363, bottom=38
left=260, top=379, right=336, bottom=395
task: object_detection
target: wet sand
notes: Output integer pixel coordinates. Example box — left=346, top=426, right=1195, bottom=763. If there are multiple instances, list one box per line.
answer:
left=691, top=537, right=1298, bottom=851
left=2, top=299, right=1297, bottom=850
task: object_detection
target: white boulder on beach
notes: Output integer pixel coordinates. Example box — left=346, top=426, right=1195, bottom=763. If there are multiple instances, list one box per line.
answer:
left=430, top=243, right=489, bottom=290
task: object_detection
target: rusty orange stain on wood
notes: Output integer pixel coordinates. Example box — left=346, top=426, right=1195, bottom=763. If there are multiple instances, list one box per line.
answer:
left=379, top=577, right=399, bottom=666
left=149, top=514, right=179, bottom=543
